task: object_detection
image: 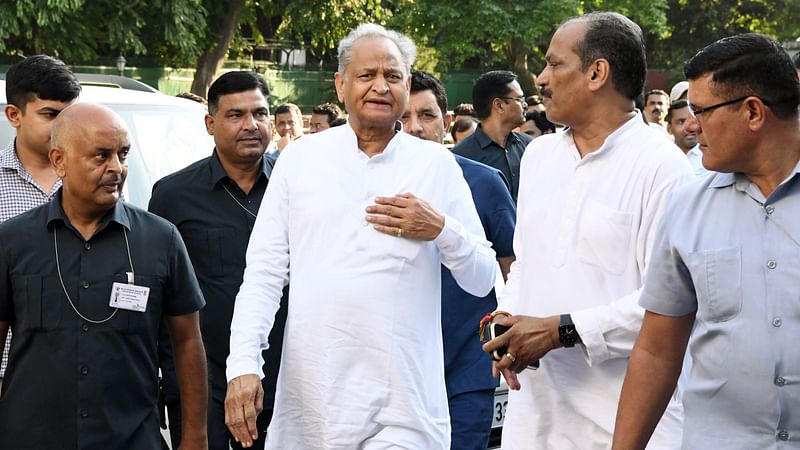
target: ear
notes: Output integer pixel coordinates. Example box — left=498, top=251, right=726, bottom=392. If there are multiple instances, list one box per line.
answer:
left=443, top=113, right=453, bottom=131
left=204, top=113, right=215, bottom=136
left=744, top=97, right=767, bottom=132
left=50, top=146, right=67, bottom=178
left=5, top=104, right=22, bottom=129
left=335, top=72, right=345, bottom=103
left=586, top=59, right=611, bottom=93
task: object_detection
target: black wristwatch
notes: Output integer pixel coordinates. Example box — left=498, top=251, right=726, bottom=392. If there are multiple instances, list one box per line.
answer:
left=559, top=314, right=581, bottom=348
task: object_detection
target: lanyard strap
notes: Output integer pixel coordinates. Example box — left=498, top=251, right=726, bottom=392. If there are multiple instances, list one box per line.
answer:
left=53, top=225, right=135, bottom=324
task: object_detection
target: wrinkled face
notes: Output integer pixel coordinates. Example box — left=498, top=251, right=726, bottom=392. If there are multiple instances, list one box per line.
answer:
left=520, top=119, right=543, bottom=138
left=453, top=121, right=477, bottom=144
left=56, top=119, right=130, bottom=211
left=667, top=106, right=697, bottom=153
left=645, top=93, right=669, bottom=123
left=309, top=113, right=331, bottom=133
left=537, top=22, right=590, bottom=127
left=206, top=89, right=271, bottom=165
left=686, top=75, right=748, bottom=173
left=401, top=90, right=450, bottom=144
left=275, top=111, right=303, bottom=138
left=5, top=96, right=74, bottom=157
left=335, top=37, right=409, bottom=131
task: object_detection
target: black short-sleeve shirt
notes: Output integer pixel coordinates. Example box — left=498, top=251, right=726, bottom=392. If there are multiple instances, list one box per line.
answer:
left=452, top=124, right=532, bottom=201
left=0, top=192, right=204, bottom=449
left=149, top=152, right=287, bottom=402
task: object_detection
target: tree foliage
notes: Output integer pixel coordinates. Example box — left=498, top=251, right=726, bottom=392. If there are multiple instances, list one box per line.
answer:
left=0, top=0, right=206, bottom=66
left=1, top=0, right=797, bottom=94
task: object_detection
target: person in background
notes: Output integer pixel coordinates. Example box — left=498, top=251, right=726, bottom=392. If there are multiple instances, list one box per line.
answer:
left=452, top=103, right=476, bottom=123
left=643, top=89, right=670, bottom=129
left=666, top=99, right=707, bottom=176
left=452, top=71, right=532, bottom=201
left=0, top=55, right=81, bottom=387
left=309, top=102, right=342, bottom=133
left=150, top=72, right=287, bottom=450
left=452, top=117, right=478, bottom=144
left=272, top=103, right=304, bottom=152
left=525, top=95, right=545, bottom=112
left=520, top=110, right=556, bottom=138
left=402, top=69, right=516, bottom=449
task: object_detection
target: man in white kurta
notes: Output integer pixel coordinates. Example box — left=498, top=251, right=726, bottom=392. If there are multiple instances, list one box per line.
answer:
left=482, top=13, right=692, bottom=449
left=224, top=24, right=496, bottom=450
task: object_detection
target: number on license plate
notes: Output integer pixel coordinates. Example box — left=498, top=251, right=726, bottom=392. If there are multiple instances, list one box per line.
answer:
left=492, top=392, right=508, bottom=428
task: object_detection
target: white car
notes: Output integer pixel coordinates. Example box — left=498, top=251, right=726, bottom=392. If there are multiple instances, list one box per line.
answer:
left=0, top=80, right=213, bottom=208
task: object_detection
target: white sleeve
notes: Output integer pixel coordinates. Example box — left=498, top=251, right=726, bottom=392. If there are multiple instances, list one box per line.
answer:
left=571, top=159, right=693, bottom=365
left=226, top=155, right=292, bottom=381
left=433, top=155, right=497, bottom=297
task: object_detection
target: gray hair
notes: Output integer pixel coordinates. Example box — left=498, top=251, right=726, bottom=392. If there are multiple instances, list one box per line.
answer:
left=337, top=23, right=416, bottom=75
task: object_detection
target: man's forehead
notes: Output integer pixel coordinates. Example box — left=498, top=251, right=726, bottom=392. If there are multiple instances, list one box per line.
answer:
left=548, top=21, right=586, bottom=56
left=218, top=89, right=268, bottom=108
left=409, top=90, right=441, bottom=113
left=276, top=111, right=298, bottom=121
left=348, top=37, right=404, bottom=69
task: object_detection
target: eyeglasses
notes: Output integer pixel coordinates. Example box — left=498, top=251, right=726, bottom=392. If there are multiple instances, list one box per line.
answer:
left=687, top=95, right=771, bottom=117
left=498, top=96, right=527, bottom=106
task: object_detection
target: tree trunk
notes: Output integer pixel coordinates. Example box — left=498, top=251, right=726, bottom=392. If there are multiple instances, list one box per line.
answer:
left=508, top=37, right=537, bottom=96
left=190, top=0, right=246, bottom=97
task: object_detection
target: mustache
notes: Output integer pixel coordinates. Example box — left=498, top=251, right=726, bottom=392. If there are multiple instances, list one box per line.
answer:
left=238, top=133, right=263, bottom=140
left=540, top=88, right=552, bottom=99
left=99, top=175, right=122, bottom=186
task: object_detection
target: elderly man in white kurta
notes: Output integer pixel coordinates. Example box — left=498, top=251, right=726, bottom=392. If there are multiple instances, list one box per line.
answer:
left=482, top=13, right=692, bottom=449
left=224, top=24, right=497, bottom=450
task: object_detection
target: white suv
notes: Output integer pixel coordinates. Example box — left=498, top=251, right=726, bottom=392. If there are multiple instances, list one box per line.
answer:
left=0, top=80, right=213, bottom=208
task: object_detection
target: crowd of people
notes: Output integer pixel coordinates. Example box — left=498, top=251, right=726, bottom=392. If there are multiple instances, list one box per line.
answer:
left=0, top=10, right=798, bottom=450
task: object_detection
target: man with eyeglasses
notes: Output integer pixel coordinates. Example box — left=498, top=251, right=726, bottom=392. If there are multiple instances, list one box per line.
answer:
left=614, top=33, right=800, bottom=449
left=453, top=70, right=532, bottom=201
left=481, top=12, right=692, bottom=449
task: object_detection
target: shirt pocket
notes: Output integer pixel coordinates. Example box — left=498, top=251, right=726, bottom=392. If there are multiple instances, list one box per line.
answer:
left=686, top=247, right=743, bottom=322
left=577, top=200, right=633, bottom=275
left=183, top=229, right=227, bottom=278
left=10, top=274, right=56, bottom=331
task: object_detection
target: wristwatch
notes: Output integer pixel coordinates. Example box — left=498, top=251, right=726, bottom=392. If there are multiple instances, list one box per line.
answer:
left=559, top=314, right=581, bottom=348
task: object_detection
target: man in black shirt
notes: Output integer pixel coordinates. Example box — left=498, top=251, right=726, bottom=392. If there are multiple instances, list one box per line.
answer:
left=149, top=71, right=287, bottom=450
left=452, top=70, right=533, bottom=201
left=0, top=103, right=208, bottom=449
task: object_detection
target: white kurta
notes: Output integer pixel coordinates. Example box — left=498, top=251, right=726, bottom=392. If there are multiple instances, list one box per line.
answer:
left=227, top=124, right=497, bottom=449
left=499, top=114, right=692, bottom=449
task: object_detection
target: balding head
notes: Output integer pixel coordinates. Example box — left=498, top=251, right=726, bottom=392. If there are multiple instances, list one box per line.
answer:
left=50, top=103, right=131, bottom=217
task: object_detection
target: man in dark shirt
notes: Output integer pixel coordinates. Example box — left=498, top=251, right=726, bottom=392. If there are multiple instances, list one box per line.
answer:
left=149, top=71, right=287, bottom=450
left=452, top=70, right=533, bottom=201
left=0, top=103, right=208, bottom=449
left=402, top=70, right=516, bottom=450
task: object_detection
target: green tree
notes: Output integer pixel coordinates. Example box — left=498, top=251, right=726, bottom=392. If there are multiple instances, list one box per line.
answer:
left=0, top=0, right=206, bottom=66
left=649, top=0, right=800, bottom=79
left=389, top=0, right=668, bottom=95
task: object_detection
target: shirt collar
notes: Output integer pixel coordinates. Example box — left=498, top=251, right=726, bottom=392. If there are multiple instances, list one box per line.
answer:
left=46, top=189, right=131, bottom=233
left=344, top=121, right=404, bottom=160
left=473, top=124, right=521, bottom=150
left=709, top=159, right=800, bottom=191
left=209, top=149, right=273, bottom=188
left=0, top=139, right=21, bottom=170
left=563, top=111, right=644, bottom=159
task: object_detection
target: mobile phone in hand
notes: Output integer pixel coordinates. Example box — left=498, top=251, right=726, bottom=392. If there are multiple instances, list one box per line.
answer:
left=487, top=322, right=539, bottom=369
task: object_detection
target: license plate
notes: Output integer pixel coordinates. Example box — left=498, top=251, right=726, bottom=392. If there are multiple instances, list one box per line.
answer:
left=492, top=389, right=508, bottom=428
